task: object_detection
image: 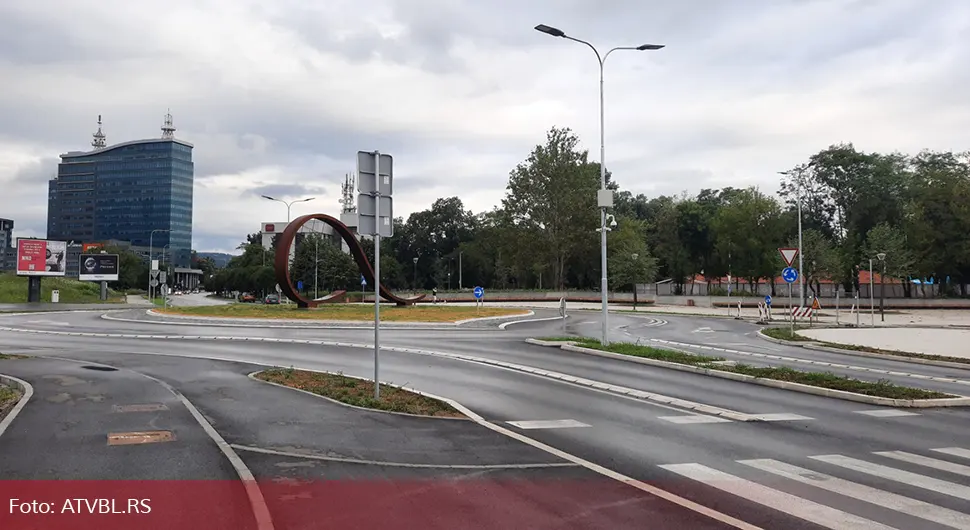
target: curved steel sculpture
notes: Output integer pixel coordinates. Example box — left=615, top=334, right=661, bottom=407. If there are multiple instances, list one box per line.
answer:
left=274, top=213, right=426, bottom=308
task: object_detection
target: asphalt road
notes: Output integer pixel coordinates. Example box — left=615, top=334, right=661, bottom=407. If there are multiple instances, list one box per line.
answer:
left=2, top=308, right=970, bottom=529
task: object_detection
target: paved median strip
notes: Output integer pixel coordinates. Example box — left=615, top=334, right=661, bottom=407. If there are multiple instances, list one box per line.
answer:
left=527, top=337, right=970, bottom=408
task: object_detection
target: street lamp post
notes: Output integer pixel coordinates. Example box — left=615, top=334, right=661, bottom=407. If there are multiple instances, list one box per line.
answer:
left=535, top=23, right=663, bottom=346
left=412, top=257, right=419, bottom=291
left=261, top=195, right=315, bottom=223
left=459, top=251, right=463, bottom=291
left=877, top=252, right=887, bottom=322
left=631, top=253, right=639, bottom=311
left=869, top=258, right=875, bottom=327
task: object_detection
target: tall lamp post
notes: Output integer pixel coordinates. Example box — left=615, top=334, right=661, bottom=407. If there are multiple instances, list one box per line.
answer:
left=868, top=258, right=875, bottom=326
left=877, top=252, right=886, bottom=322
left=631, top=253, right=639, bottom=311
left=535, top=23, right=664, bottom=346
left=458, top=251, right=463, bottom=291
left=412, top=257, right=419, bottom=290
left=261, top=195, right=315, bottom=223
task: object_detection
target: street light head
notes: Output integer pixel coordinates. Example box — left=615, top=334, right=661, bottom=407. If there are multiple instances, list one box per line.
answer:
left=301, top=197, right=316, bottom=203
left=535, top=24, right=565, bottom=38
left=636, top=44, right=665, bottom=51
left=877, top=252, right=886, bottom=261
left=261, top=195, right=276, bottom=201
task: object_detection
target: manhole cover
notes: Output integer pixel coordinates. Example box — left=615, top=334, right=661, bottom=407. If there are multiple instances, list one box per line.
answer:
left=81, top=365, right=118, bottom=372
left=107, top=430, right=176, bottom=446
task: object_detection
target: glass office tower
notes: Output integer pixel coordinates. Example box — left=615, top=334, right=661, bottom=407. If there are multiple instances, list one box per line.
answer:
left=47, top=114, right=194, bottom=267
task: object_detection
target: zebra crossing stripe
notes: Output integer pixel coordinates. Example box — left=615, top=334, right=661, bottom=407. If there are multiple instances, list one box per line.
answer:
left=659, top=463, right=897, bottom=530
left=811, top=454, right=970, bottom=501
left=875, top=451, right=970, bottom=478
left=740, top=458, right=970, bottom=529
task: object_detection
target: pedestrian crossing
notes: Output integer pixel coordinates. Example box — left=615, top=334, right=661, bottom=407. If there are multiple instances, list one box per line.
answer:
left=660, top=445, right=970, bottom=529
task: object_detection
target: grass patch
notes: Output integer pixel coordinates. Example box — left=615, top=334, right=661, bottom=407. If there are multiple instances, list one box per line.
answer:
left=569, top=338, right=955, bottom=400
left=155, top=303, right=530, bottom=323
left=761, top=326, right=813, bottom=341
left=255, top=368, right=465, bottom=417
left=0, top=353, right=28, bottom=360
left=0, top=273, right=124, bottom=304
left=0, top=383, right=21, bottom=419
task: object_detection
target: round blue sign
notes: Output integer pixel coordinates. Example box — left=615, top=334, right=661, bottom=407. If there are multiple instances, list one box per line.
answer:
left=782, top=267, right=798, bottom=284
left=473, top=286, right=484, bottom=299
left=765, top=295, right=772, bottom=306
left=361, top=274, right=367, bottom=286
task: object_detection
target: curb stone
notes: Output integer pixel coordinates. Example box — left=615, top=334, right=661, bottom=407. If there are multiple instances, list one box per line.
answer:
left=756, top=329, right=970, bottom=372
left=0, top=373, right=34, bottom=438
left=546, top=341, right=970, bottom=408
left=146, top=309, right=535, bottom=328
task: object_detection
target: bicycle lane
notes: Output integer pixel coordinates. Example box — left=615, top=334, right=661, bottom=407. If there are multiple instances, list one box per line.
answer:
left=0, top=355, right=260, bottom=530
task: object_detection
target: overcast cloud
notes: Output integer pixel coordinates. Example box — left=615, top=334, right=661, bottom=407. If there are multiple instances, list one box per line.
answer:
left=1, top=0, right=968, bottom=253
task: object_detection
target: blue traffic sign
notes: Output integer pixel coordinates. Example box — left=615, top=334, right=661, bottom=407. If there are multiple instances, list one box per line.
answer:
left=361, top=274, right=367, bottom=286
left=473, top=286, right=484, bottom=299
left=765, top=295, right=772, bottom=306
left=782, top=267, right=799, bottom=284
left=297, top=280, right=303, bottom=290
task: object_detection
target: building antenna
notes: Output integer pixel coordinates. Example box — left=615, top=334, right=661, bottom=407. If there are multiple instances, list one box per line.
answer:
left=91, top=115, right=106, bottom=149
left=339, top=173, right=357, bottom=213
left=161, top=109, right=176, bottom=139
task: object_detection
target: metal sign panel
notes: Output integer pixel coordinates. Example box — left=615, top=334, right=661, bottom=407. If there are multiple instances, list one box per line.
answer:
left=357, top=195, right=392, bottom=217
left=357, top=212, right=394, bottom=238
left=79, top=254, right=120, bottom=282
left=357, top=151, right=393, bottom=196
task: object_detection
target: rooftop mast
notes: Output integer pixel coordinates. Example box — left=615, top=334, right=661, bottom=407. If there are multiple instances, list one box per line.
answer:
left=161, top=109, right=176, bottom=139
left=91, top=115, right=106, bottom=149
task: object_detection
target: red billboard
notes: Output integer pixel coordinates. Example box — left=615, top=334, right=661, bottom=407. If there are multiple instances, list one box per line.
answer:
left=82, top=242, right=104, bottom=252
left=16, top=239, right=67, bottom=276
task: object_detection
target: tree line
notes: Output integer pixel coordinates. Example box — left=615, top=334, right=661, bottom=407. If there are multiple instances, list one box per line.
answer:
left=206, top=127, right=970, bottom=298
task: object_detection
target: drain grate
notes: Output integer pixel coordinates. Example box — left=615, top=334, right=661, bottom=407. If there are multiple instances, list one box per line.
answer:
left=81, top=365, right=118, bottom=372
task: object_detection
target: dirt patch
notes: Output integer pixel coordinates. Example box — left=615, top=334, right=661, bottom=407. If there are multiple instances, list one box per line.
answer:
left=254, top=368, right=465, bottom=418
left=0, top=383, right=22, bottom=422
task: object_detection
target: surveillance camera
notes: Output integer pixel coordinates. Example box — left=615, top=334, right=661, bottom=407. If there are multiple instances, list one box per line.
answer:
left=608, top=216, right=618, bottom=229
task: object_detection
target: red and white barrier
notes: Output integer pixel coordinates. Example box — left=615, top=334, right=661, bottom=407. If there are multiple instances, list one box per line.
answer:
left=791, top=306, right=814, bottom=319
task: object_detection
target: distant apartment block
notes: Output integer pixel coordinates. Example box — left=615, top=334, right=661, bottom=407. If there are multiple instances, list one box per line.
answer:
left=0, top=218, right=14, bottom=271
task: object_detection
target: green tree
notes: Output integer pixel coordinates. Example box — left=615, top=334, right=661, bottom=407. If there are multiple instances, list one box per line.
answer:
left=608, top=218, right=658, bottom=291
left=862, top=223, right=915, bottom=284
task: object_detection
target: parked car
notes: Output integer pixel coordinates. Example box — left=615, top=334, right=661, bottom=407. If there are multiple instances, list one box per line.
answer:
left=238, top=293, right=257, bottom=303
left=264, top=294, right=280, bottom=304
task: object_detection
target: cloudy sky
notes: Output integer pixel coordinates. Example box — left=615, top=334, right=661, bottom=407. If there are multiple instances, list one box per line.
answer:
left=1, top=0, right=968, bottom=253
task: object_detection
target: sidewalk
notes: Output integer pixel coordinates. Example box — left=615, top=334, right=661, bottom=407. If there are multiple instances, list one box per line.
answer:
left=797, top=327, right=970, bottom=358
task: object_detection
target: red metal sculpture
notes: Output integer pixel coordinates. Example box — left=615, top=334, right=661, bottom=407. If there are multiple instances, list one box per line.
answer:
left=273, top=213, right=426, bottom=308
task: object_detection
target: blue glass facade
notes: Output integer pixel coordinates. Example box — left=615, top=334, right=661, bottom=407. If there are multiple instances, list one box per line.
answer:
left=47, top=139, right=194, bottom=267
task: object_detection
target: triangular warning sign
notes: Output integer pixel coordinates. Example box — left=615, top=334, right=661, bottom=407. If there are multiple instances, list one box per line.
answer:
left=812, top=297, right=821, bottom=310
left=778, top=248, right=799, bottom=267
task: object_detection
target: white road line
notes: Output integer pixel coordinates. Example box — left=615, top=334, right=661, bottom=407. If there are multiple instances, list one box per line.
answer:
left=506, top=419, right=591, bottom=429
left=659, top=463, right=897, bottom=530
left=853, top=409, right=921, bottom=417
left=658, top=415, right=733, bottom=425
left=740, top=458, right=970, bottom=530
left=934, top=448, right=970, bottom=461
left=651, top=338, right=970, bottom=386
left=811, top=454, right=970, bottom=501
left=747, top=413, right=814, bottom=422
left=498, top=316, right=565, bottom=329
left=875, top=451, right=970, bottom=478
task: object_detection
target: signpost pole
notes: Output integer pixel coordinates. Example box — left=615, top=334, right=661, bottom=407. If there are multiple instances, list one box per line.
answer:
left=373, top=151, right=382, bottom=400
left=100, top=281, right=108, bottom=302
left=789, top=282, right=794, bottom=334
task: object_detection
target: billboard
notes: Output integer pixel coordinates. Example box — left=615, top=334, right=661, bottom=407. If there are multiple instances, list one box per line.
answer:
left=82, top=243, right=104, bottom=252
left=79, top=253, right=120, bottom=281
left=16, top=239, right=67, bottom=276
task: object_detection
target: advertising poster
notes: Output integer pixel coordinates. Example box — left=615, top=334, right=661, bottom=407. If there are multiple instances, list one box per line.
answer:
left=79, top=253, right=120, bottom=281
left=16, top=239, right=67, bottom=276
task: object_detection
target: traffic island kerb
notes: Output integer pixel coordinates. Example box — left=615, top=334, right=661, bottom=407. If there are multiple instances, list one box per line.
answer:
left=150, top=303, right=532, bottom=324
left=250, top=368, right=468, bottom=419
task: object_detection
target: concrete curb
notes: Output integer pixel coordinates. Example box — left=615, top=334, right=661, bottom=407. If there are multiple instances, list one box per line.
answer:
left=551, top=341, right=970, bottom=408
left=756, top=329, right=970, bottom=372
left=145, top=308, right=534, bottom=328
left=0, top=373, right=33, bottom=439
left=246, top=371, right=470, bottom=420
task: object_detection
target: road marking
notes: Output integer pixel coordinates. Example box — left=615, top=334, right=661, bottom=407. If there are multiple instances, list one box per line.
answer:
left=747, top=413, right=814, bottom=422
left=651, top=338, right=970, bottom=386
left=876, top=451, right=970, bottom=477
left=659, top=462, right=896, bottom=530
left=107, top=430, right=175, bottom=446
left=811, top=454, right=970, bottom=500
left=506, top=419, right=591, bottom=429
left=740, top=458, right=970, bottom=529
left=26, top=320, right=70, bottom=326
left=112, top=403, right=169, bottom=413
left=693, top=327, right=715, bottom=333
left=658, top=415, right=732, bottom=424
left=853, top=409, right=920, bottom=417
left=934, top=447, right=970, bottom=461
left=231, top=444, right=579, bottom=469
left=498, top=316, right=565, bottom=329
